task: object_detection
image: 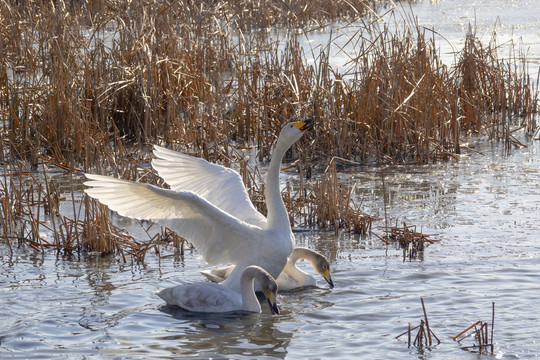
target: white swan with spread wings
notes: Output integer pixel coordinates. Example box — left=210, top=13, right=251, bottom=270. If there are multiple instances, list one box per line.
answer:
left=84, top=118, right=313, bottom=291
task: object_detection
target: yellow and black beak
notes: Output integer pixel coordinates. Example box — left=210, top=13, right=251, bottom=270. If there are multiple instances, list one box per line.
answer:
left=293, top=116, right=314, bottom=132
left=267, top=291, right=280, bottom=315
left=323, top=268, right=334, bottom=288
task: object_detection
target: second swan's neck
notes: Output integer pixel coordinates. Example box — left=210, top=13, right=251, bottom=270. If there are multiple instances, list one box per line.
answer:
left=265, top=140, right=291, bottom=229
left=240, top=267, right=263, bottom=313
left=282, top=248, right=314, bottom=286
left=286, top=248, right=315, bottom=271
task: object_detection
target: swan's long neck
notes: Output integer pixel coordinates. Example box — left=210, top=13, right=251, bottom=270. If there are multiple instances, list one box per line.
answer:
left=282, top=247, right=312, bottom=283
left=287, top=247, right=305, bottom=265
left=240, top=267, right=263, bottom=313
left=265, top=139, right=292, bottom=229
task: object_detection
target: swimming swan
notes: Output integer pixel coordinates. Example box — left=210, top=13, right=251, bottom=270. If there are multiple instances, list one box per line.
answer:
left=84, top=118, right=313, bottom=291
left=201, top=247, right=334, bottom=291
left=157, top=265, right=279, bottom=314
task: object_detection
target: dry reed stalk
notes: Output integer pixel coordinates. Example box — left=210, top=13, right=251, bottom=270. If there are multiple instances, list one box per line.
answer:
left=0, top=180, right=19, bottom=247
left=281, top=159, right=375, bottom=234
left=381, top=223, right=436, bottom=260
left=452, top=302, right=495, bottom=354
left=453, top=25, right=536, bottom=146
left=82, top=198, right=125, bottom=254
left=2, top=0, right=537, bottom=172
left=324, top=24, right=462, bottom=164
left=211, top=0, right=371, bottom=30
left=396, top=297, right=440, bottom=349
left=0, top=159, right=188, bottom=257
left=0, top=164, right=41, bottom=247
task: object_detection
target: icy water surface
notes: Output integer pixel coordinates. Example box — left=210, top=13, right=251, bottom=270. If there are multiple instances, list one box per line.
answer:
left=297, top=0, right=540, bottom=74
left=1, top=135, right=539, bottom=359
left=2, top=0, right=540, bottom=359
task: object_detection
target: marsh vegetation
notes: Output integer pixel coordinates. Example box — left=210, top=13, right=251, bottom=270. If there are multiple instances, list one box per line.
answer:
left=1, top=0, right=538, bottom=257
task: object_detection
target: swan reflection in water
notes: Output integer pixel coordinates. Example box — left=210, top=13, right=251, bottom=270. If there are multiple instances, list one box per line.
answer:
left=157, top=301, right=293, bottom=359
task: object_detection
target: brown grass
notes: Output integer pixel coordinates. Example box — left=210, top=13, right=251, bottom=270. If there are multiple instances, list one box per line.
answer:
left=455, top=25, right=538, bottom=148
left=377, top=223, right=437, bottom=261
left=1, top=0, right=538, bottom=257
left=283, top=159, right=375, bottom=234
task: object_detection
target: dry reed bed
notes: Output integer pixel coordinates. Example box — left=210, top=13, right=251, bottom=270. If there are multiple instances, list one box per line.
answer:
left=2, top=0, right=536, bottom=168
left=0, top=166, right=188, bottom=259
left=1, top=0, right=538, bottom=256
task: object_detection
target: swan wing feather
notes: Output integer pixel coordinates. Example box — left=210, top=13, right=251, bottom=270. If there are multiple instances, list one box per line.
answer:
left=84, top=174, right=261, bottom=265
left=200, top=265, right=235, bottom=283
left=152, top=145, right=267, bottom=227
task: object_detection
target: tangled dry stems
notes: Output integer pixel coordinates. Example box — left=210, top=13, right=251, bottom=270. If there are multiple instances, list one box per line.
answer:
left=1, top=0, right=538, bottom=256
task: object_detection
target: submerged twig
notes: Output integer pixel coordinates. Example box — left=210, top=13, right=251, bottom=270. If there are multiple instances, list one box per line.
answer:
left=453, top=302, right=495, bottom=354
left=379, top=223, right=437, bottom=260
left=396, top=297, right=440, bottom=349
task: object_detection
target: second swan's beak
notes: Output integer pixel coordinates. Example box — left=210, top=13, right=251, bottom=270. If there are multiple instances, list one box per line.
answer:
left=323, top=269, right=334, bottom=288
left=267, top=292, right=280, bottom=315
left=294, top=116, right=314, bottom=132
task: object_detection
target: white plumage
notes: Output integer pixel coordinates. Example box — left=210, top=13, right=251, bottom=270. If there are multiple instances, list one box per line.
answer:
left=201, top=247, right=334, bottom=291
left=157, top=265, right=279, bottom=314
left=84, top=118, right=313, bottom=291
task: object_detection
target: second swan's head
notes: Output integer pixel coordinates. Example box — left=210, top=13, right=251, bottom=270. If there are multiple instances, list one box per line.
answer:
left=311, top=253, right=334, bottom=288
left=259, top=271, right=280, bottom=315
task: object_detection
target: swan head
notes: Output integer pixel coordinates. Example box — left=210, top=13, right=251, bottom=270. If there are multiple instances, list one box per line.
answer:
left=260, top=274, right=280, bottom=315
left=277, top=117, right=314, bottom=148
left=312, top=254, right=334, bottom=288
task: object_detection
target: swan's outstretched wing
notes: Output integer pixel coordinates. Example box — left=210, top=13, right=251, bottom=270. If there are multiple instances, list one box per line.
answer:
left=84, top=174, right=261, bottom=265
left=152, top=145, right=267, bottom=227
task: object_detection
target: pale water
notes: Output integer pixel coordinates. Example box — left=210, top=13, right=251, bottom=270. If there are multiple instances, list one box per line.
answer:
left=2, top=136, right=539, bottom=359
left=298, top=0, right=540, bottom=74
left=2, top=1, right=540, bottom=359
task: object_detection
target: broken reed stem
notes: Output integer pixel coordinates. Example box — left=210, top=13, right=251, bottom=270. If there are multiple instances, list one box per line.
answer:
left=414, top=320, right=425, bottom=348
left=408, top=322, right=411, bottom=348
left=420, top=297, right=433, bottom=345
left=381, top=171, right=389, bottom=243
left=381, top=223, right=436, bottom=259
left=452, top=302, right=495, bottom=354
left=396, top=297, right=440, bottom=349
left=398, top=300, right=495, bottom=353
left=491, top=301, right=495, bottom=353
left=452, top=320, right=482, bottom=341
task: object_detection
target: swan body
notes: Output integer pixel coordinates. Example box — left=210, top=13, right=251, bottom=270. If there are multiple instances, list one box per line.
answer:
left=201, top=247, right=334, bottom=291
left=157, top=265, right=279, bottom=314
left=84, top=118, right=313, bottom=291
